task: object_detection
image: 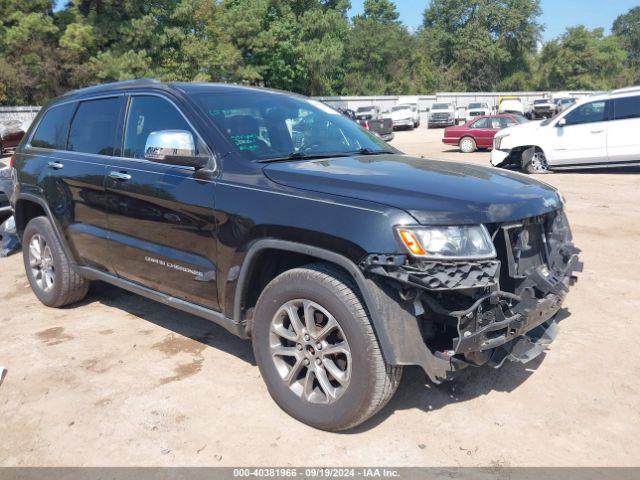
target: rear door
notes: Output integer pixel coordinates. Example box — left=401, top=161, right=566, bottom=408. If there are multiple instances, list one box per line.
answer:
left=549, top=100, right=610, bottom=166
left=608, top=95, right=640, bottom=165
left=105, top=94, right=220, bottom=310
left=30, top=97, right=120, bottom=272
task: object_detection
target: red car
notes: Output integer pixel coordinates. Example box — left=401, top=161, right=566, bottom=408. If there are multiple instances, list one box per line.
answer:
left=0, top=120, right=26, bottom=154
left=443, top=114, right=528, bottom=153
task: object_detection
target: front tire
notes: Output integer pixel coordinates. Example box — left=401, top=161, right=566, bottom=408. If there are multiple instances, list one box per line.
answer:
left=252, top=263, right=402, bottom=431
left=459, top=136, right=477, bottom=153
left=522, top=147, right=550, bottom=174
left=23, top=216, right=89, bottom=307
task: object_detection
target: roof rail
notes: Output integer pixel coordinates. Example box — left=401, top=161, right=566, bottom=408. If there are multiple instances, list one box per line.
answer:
left=62, top=78, right=162, bottom=97
left=611, top=85, right=640, bottom=94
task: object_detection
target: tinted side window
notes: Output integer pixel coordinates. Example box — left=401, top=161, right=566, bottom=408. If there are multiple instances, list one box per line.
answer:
left=471, top=118, right=490, bottom=128
left=68, top=98, right=120, bottom=155
left=31, top=103, right=76, bottom=150
left=123, top=96, right=196, bottom=159
left=613, top=96, right=640, bottom=120
left=564, top=101, right=608, bottom=126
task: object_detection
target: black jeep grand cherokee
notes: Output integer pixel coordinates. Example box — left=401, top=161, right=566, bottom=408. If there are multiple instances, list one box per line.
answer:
left=10, top=80, right=581, bottom=431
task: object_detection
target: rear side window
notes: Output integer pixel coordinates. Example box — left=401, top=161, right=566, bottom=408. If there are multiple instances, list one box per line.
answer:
left=31, top=103, right=76, bottom=150
left=613, top=96, right=640, bottom=121
left=471, top=118, right=490, bottom=128
left=68, top=98, right=120, bottom=156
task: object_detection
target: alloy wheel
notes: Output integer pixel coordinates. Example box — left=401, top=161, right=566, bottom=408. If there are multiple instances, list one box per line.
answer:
left=460, top=137, right=475, bottom=153
left=28, top=234, right=55, bottom=292
left=269, top=299, right=352, bottom=404
left=530, top=151, right=549, bottom=172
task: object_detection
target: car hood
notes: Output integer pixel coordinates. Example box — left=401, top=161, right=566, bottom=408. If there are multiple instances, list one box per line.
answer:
left=497, top=120, right=541, bottom=137
left=390, top=110, right=413, bottom=120
left=263, top=155, right=562, bottom=225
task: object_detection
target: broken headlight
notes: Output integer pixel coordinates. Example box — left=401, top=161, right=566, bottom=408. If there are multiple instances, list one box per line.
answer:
left=494, top=133, right=509, bottom=150
left=396, top=225, right=497, bottom=260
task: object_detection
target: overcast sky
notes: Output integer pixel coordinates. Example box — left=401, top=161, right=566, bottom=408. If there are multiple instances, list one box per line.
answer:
left=349, top=0, right=639, bottom=40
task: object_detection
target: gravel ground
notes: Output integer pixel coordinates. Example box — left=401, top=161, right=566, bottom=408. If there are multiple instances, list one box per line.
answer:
left=1, top=128, right=639, bottom=466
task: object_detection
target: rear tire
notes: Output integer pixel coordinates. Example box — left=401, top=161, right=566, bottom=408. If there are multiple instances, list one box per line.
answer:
left=252, top=263, right=402, bottom=431
left=522, top=147, right=550, bottom=174
left=459, top=136, right=477, bottom=153
left=23, top=216, right=89, bottom=307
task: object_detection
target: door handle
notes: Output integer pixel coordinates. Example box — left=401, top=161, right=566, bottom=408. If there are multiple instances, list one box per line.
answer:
left=109, top=171, right=132, bottom=182
left=47, top=161, right=64, bottom=170
left=590, top=129, right=604, bottom=134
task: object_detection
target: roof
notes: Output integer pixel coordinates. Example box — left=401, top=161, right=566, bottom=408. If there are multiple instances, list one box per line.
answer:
left=61, top=79, right=299, bottom=100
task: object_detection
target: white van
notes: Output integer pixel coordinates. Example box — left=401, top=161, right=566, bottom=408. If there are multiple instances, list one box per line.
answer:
left=491, top=87, right=640, bottom=173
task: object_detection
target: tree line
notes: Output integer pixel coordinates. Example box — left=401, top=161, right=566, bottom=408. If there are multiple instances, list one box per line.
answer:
left=0, top=0, right=639, bottom=105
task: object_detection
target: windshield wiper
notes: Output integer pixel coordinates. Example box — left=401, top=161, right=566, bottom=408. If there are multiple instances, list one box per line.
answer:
left=257, top=152, right=344, bottom=163
left=350, top=147, right=395, bottom=155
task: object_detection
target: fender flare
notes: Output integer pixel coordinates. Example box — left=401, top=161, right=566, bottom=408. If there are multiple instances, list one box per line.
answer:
left=14, top=193, right=77, bottom=264
left=233, top=239, right=399, bottom=364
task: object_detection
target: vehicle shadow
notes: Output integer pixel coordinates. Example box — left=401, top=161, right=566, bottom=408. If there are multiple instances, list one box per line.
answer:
left=553, top=166, right=640, bottom=175
left=73, top=281, right=256, bottom=366
left=348, top=308, right=572, bottom=433
left=69, top=282, right=572, bottom=432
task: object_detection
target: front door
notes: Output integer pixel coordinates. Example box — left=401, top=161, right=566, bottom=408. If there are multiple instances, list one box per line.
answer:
left=105, top=94, right=220, bottom=310
left=549, top=100, right=609, bottom=166
left=468, top=117, right=496, bottom=148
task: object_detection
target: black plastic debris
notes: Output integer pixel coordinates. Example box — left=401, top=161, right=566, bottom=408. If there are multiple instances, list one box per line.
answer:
left=0, top=215, right=20, bottom=257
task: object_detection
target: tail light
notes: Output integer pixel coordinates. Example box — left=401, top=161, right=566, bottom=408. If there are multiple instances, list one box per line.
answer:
left=361, top=121, right=370, bottom=130
left=9, top=155, right=15, bottom=169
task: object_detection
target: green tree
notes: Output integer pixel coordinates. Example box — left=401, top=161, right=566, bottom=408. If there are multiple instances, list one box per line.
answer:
left=538, top=26, right=628, bottom=90
left=612, top=6, right=640, bottom=81
left=422, top=0, right=542, bottom=91
left=342, top=0, right=434, bottom=94
left=0, top=0, right=61, bottom=104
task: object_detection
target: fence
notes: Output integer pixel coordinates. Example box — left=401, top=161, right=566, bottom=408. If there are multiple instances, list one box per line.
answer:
left=0, top=106, right=40, bottom=128
left=1, top=90, right=600, bottom=129
left=315, top=91, right=598, bottom=113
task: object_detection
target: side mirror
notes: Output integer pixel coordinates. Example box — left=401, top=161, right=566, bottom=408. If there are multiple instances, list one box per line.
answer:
left=556, top=118, right=567, bottom=128
left=144, top=130, right=208, bottom=169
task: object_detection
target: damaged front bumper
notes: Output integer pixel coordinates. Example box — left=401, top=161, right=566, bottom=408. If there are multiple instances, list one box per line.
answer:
left=361, top=209, right=582, bottom=382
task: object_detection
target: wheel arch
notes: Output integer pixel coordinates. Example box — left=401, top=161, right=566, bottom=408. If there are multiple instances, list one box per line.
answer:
left=233, top=239, right=400, bottom=365
left=14, top=193, right=76, bottom=264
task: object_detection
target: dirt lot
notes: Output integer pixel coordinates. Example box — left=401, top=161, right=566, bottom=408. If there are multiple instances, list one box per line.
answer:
left=1, top=128, right=639, bottom=467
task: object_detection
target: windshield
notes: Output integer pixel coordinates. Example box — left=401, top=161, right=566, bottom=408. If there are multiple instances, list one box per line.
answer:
left=357, top=106, right=373, bottom=112
left=432, top=103, right=452, bottom=109
left=392, top=105, right=412, bottom=111
left=468, top=103, right=484, bottom=109
left=534, top=99, right=549, bottom=104
left=191, top=92, right=394, bottom=161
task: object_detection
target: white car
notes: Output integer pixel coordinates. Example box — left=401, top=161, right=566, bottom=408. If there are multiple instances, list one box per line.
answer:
left=428, top=103, right=456, bottom=128
left=498, top=99, right=525, bottom=115
left=491, top=87, right=640, bottom=173
left=389, top=104, right=420, bottom=129
left=465, top=102, right=491, bottom=121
